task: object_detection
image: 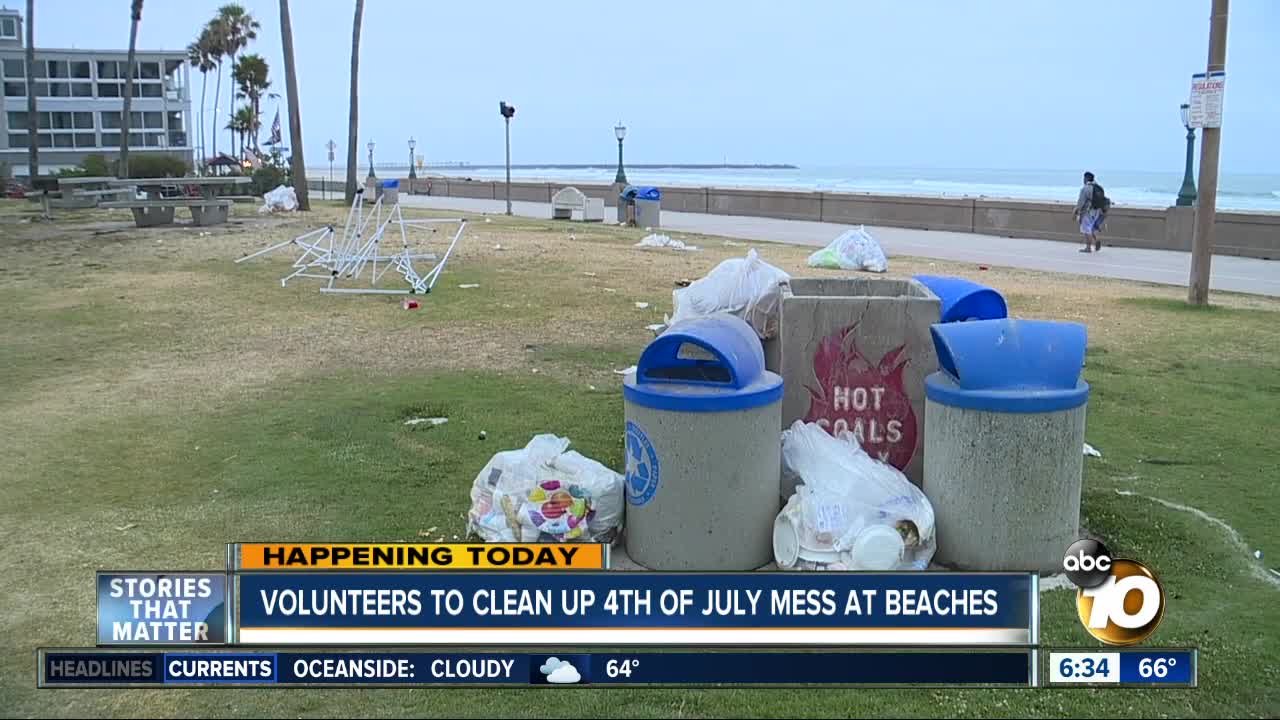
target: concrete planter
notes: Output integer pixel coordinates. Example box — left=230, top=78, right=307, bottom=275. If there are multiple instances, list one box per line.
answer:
left=779, top=277, right=941, bottom=490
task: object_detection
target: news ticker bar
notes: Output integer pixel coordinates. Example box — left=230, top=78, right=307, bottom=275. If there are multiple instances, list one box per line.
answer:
left=231, top=543, right=608, bottom=571
left=98, top=570, right=1037, bottom=647
left=40, top=649, right=1036, bottom=688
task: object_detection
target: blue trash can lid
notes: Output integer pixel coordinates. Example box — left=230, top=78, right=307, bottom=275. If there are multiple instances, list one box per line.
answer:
left=624, top=314, right=782, bottom=413
left=382, top=179, right=400, bottom=189
left=912, top=274, right=1008, bottom=323
left=925, top=318, right=1089, bottom=413
left=621, top=185, right=661, bottom=201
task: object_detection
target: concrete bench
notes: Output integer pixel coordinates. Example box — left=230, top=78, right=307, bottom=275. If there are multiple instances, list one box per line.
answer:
left=221, top=195, right=259, bottom=203
left=101, top=199, right=233, bottom=227
left=551, top=186, right=603, bottom=221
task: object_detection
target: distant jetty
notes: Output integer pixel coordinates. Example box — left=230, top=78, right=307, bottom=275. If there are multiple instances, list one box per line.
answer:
left=414, top=163, right=798, bottom=170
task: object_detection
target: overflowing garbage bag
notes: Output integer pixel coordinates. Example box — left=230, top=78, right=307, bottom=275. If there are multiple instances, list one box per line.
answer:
left=467, top=434, right=624, bottom=543
left=667, top=249, right=791, bottom=340
left=774, top=421, right=935, bottom=570
left=807, top=225, right=888, bottom=273
left=259, top=184, right=298, bottom=214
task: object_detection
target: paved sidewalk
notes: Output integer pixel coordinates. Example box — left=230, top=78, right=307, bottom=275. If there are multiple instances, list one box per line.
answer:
left=399, top=195, right=1280, bottom=297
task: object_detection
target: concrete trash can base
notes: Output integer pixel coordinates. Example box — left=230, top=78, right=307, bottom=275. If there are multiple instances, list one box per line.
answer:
left=623, top=314, right=783, bottom=571
left=923, top=319, right=1090, bottom=573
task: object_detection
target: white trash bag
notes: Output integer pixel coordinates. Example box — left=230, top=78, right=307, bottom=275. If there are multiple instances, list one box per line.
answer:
left=467, top=434, right=624, bottom=543
left=774, top=420, right=935, bottom=570
left=259, top=184, right=298, bottom=214
left=807, top=225, right=888, bottom=273
left=667, top=249, right=791, bottom=339
left=635, top=233, right=699, bottom=252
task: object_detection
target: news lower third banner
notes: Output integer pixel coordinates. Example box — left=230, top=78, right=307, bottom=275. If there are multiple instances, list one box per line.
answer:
left=234, top=572, right=1037, bottom=645
left=39, top=649, right=1036, bottom=688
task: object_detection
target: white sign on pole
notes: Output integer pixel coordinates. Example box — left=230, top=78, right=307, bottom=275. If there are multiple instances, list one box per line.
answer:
left=1189, top=71, right=1225, bottom=129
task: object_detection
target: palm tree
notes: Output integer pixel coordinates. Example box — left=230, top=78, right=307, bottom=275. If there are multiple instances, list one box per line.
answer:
left=215, top=4, right=259, bottom=160
left=187, top=29, right=217, bottom=173
left=227, top=106, right=256, bottom=160
left=118, top=0, right=143, bottom=178
left=24, top=0, right=36, bottom=181
left=232, top=54, right=269, bottom=155
left=345, top=0, right=363, bottom=202
left=204, top=17, right=227, bottom=162
left=279, top=0, right=308, bottom=208
left=279, top=0, right=309, bottom=209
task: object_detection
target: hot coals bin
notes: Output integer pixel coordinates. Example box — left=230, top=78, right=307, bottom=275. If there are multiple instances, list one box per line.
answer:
left=623, top=314, right=783, bottom=570
left=923, top=318, right=1090, bottom=572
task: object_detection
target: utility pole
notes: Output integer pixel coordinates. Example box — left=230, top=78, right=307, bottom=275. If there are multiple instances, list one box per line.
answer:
left=1188, top=0, right=1229, bottom=305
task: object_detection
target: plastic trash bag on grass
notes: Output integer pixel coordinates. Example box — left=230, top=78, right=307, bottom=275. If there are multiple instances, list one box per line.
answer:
left=467, top=434, right=624, bottom=543
left=259, top=184, right=298, bottom=214
left=807, top=225, right=888, bottom=273
left=774, top=421, right=935, bottom=570
left=667, top=249, right=791, bottom=339
left=635, top=233, right=699, bottom=252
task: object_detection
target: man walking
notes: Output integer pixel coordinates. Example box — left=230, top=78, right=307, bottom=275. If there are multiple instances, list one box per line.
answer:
left=1073, top=171, right=1108, bottom=252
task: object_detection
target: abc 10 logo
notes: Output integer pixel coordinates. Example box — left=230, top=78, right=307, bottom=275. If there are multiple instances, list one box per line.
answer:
left=1063, top=539, right=1165, bottom=645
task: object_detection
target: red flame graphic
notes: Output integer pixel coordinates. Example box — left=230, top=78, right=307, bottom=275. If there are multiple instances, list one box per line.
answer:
left=803, top=324, right=918, bottom=469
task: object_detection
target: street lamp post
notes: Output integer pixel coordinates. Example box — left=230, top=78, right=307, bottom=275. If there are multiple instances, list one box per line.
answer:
left=367, top=139, right=376, bottom=182
left=325, top=139, right=336, bottom=201
left=1176, top=103, right=1197, bottom=207
left=614, top=122, right=628, bottom=185
left=408, top=137, right=416, bottom=194
left=499, top=101, right=516, bottom=215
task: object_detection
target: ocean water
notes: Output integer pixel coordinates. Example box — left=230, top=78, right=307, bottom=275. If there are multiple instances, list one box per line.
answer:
left=308, top=165, right=1280, bottom=213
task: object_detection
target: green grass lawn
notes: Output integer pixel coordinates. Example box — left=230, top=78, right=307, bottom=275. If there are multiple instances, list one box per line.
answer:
left=0, top=200, right=1277, bottom=717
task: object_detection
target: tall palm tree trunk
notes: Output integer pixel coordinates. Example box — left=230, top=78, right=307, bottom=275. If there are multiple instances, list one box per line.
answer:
left=118, top=0, right=143, bottom=178
left=280, top=0, right=309, bottom=209
left=344, top=0, right=363, bottom=202
left=24, top=0, right=36, bottom=181
left=279, top=0, right=308, bottom=207
left=197, top=71, right=207, bottom=173
left=212, top=60, right=221, bottom=163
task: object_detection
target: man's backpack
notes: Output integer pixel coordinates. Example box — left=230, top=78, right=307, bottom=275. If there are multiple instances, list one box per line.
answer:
left=1091, top=183, right=1110, bottom=212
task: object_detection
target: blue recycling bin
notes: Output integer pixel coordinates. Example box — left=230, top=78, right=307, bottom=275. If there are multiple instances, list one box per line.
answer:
left=380, top=179, right=400, bottom=204
left=618, top=185, right=662, bottom=227
left=923, top=318, right=1089, bottom=572
left=623, top=314, right=783, bottom=570
left=912, top=275, right=1008, bottom=323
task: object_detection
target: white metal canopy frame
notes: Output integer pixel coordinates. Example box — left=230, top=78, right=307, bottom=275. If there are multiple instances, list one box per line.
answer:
left=236, top=189, right=467, bottom=296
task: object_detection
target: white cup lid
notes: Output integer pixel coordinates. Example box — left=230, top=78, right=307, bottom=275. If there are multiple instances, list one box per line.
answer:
left=848, top=525, right=905, bottom=570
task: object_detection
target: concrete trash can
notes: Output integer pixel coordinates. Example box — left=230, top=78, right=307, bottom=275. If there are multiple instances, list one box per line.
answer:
left=912, top=275, right=1008, bottom=323
left=619, top=185, right=661, bottom=227
left=380, top=179, right=400, bottom=205
left=779, top=277, right=941, bottom=492
left=923, top=318, right=1090, bottom=573
left=623, top=313, right=784, bottom=570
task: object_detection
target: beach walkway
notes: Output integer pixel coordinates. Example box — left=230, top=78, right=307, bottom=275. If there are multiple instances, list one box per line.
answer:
left=398, top=195, right=1280, bottom=297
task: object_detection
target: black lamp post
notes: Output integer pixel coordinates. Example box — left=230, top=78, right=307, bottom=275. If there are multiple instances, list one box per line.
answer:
left=1176, top=103, right=1197, bottom=207
left=500, top=101, right=515, bottom=215
left=408, top=137, right=417, bottom=181
left=614, top=122, right=628, bottom=185
left=367, top=139, right=376, bottom=181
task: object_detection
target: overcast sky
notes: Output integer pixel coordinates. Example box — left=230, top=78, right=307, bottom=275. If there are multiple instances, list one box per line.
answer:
left=23, top=0, right=1280, bottom=173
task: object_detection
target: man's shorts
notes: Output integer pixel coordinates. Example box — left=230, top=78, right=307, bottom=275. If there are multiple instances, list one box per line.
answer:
left=1080, top=208, right=1105, bottom=235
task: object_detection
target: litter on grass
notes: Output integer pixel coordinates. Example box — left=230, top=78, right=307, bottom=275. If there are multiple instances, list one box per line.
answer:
left=635, top=233, right=700, bottom=252
left=405, top=417, right=449, bottom=427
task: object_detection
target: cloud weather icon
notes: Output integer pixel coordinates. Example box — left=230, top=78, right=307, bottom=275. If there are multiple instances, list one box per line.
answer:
left=547, top=663, right=582, bottom=684
left=539, top=657, right=568, bottom=675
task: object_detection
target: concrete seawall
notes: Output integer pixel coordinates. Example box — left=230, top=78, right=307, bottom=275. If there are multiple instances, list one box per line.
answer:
left=307, top=178, right=1279, bottom=260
